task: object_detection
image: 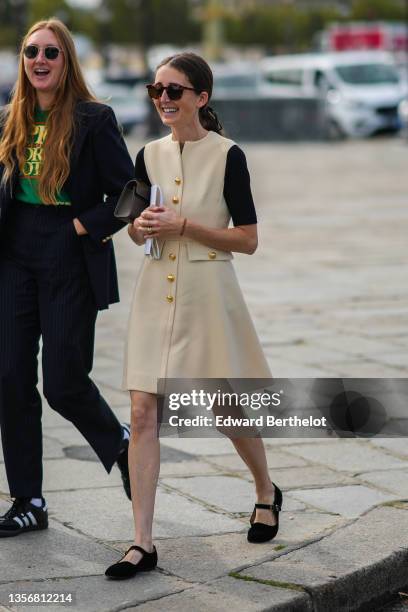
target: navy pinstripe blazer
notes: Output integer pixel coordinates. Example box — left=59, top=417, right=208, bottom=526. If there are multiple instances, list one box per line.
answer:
left=0, top=101, right=134, bottom=309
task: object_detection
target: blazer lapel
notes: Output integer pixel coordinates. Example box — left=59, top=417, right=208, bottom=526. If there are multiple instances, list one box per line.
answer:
left=64, top=103, right=92, bottom=195
left=70, top=103, right=92, bottom=169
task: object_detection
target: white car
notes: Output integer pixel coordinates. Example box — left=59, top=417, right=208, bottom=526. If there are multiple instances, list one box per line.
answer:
left=398, top=97, right=408, bottom=133
left=260, top=51, right=407, bottom=138
left=0, top=51, right=18, bottom=105
left=212, top=62, right=272, bottom=100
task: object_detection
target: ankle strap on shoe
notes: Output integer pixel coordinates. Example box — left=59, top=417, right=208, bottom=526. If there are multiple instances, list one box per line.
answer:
left=126, top=545, right=154, bottom=555
left=255, top=502, right=281, bottom=512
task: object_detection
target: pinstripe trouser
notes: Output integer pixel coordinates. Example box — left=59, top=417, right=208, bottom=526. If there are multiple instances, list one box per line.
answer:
left=0, top=201, right=123, bottom=498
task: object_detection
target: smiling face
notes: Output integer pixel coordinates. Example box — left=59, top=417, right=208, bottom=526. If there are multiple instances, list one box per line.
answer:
left=152, top=65, right=208, bottom=130
left=23, top=28, right=65, bottom=103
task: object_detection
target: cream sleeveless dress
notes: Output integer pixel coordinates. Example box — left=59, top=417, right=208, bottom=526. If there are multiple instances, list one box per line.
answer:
left=123, top=131, right=271, bottom=393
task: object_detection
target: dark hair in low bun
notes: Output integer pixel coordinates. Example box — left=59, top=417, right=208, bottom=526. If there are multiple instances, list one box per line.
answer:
left=199, top=105, right=223, bottom=133
left=156, top=52, right=223, bottom=134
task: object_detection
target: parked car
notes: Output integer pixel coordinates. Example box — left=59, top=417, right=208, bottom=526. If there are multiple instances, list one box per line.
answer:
left=212, top=62, right=272, bottom=100
left=260, top=51, right=407, bottom=138
left=398, top=97, right=408, bottom=133
left=0, top=51, right=17, bottom=106
left=92, top=82, right=148, bottom=134
left=0, top=83, right=13, bottom=106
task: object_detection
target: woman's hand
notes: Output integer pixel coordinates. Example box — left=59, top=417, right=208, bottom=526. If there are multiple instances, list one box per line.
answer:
left=137, top=206, right=184, bottom=239
left=73, top=218, right=88, bottom=235
left=133, top=206, right=258, bottom=255
left=128, top=218, right=146, bottom=245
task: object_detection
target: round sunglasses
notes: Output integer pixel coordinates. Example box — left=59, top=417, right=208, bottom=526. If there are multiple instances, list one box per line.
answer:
left=146, top=83, right=197, bottom=101
left=23, top=45, right=62, bottom=61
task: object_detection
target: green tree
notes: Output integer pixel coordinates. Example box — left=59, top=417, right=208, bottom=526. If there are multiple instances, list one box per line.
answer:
left=28, top=0, right=70, bottom=23
left=351, top=0, right=405, bottom=20
left=101, top=0, right=200, bottom=46
left=27, top=0, right=99, bottom=42
left=0, top=0, right=98, bottom=47
left=0, top=0, right=29, bottom=47
left=305, top=6, right=348, bottom=44
left=224, top=4, right=344, bottom=52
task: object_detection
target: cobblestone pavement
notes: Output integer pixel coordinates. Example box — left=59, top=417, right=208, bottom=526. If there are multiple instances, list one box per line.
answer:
left=0, top=136, right=407, bottom=611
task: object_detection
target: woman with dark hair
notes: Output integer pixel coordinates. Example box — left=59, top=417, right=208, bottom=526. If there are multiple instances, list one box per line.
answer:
left=0, top=18, right=134, bottom=536
left=105, top=52, right=282, bottom=579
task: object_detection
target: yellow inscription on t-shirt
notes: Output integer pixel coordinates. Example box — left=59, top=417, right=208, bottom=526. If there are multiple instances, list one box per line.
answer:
left=21, top=123, right=47, bottom=179
left=27, top=147, right=42, bottom=162
left=33, top=124, right=47, bottom=145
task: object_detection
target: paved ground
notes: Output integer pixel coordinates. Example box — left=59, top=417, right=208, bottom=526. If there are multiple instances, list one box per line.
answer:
left=0, top=136, right=407, bottom=611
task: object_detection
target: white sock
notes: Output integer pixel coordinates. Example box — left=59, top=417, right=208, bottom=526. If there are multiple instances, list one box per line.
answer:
left=122, top=424, right=130, bottom=441
left=30, top=498, right=43, bottom=508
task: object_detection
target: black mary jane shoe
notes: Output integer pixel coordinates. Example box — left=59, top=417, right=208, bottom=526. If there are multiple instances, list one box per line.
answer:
left=247, top=483, right=283, bottom=544
left=105, top=545, right=157, bottom=579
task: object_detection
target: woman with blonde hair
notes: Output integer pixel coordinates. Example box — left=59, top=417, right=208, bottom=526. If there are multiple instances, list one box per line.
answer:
left=0, top=17, right=134, bottom=536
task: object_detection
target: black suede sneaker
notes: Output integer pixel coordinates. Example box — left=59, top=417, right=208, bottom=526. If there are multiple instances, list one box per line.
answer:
left=0, top=498, right=48, bottom=537
left=117, top=424, right=131, bottom=500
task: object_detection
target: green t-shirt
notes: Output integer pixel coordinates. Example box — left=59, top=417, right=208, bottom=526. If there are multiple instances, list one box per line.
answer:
left=15, top=109, right=71, bottom=205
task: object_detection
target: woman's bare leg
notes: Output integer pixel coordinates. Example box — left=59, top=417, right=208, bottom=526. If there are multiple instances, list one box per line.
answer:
left=122, top=391, right=160, bottom=564
left=229, top=436, right=277, bottom=525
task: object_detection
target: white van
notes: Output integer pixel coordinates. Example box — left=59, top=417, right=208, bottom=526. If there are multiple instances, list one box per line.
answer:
left=260, top=51, right=406, bottom=137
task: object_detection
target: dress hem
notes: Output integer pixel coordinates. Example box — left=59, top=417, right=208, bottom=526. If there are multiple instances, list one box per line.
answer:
left=122, top=373, right=158, bottom=394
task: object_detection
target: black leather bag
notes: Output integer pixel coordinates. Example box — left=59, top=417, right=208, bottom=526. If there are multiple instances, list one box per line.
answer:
left=114, top=179, right=151, bottom=223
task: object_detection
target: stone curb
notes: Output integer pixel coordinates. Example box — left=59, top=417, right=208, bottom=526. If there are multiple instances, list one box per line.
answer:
left=231, top=503, right=408, bottom=612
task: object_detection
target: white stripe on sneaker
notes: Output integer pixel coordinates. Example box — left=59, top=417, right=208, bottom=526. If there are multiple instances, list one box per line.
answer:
left=27, top=511, right=37, bottom=527
left=13, top=516, right=24, bottom=528
left=22, top=515, right=30, bottom=527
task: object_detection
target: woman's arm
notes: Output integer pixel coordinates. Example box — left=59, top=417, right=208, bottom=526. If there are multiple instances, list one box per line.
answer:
left=75, top=105, right=134, bottom=242
left=138, top=207, right=258, bottom=255
left=137, top=144, right=259, bottom=254
left=184, top=219, right=257, bottom=255
left=127, top=146, right=151, bottom=246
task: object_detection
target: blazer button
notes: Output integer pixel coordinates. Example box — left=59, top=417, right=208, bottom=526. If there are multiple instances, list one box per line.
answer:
left=166, top=295, right=174, bottom=303
left=169, top=253, right=176, bottom=261
left=175, top=177, right=181, bottom=185
left=172, top=196, right=179, bottom=204
left=167, top=274, right=175, bottom=282
left=208, top=251, right=217, bottom=260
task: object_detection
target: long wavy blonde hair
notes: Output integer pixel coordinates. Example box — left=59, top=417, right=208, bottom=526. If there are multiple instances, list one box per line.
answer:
left=0, top=18, right=96, bottom=204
